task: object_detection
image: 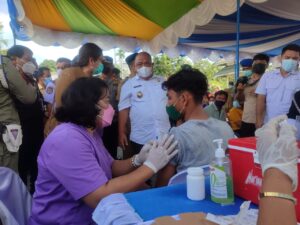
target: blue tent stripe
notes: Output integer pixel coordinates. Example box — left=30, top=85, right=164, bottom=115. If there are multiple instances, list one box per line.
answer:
left=215, top=4, right=300, bottom=25
left=180, top=25, right=300, bottom=43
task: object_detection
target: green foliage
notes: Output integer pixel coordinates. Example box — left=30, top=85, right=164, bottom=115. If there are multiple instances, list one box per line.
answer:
left=153, top=54, right=191, bottom=77
left=193, top=59, right=227, bottom=92
left=39, top=59, right=56, bottom=72
left=153, top=53, right=227, bottom=92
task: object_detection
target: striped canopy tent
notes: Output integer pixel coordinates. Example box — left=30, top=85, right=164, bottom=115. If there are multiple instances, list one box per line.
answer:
left=178, top=0, right=300, bottom=57
left=7, top=0, right=266, bottom=55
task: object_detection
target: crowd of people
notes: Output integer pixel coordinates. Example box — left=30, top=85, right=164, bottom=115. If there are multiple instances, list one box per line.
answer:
left=0, top=42, right=299, bottom=225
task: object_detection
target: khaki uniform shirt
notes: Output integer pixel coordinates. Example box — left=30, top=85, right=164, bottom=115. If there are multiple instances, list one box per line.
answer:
left=0, top=56, right=37, bottom=171
left=44, top=67, right=87, bottom=136
left=55, top=67, right=87, bottom=107
left=242, top=82, right=258, bottom=124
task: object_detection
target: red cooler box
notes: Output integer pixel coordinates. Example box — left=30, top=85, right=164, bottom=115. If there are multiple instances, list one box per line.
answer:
left=228, top=137, right=300, bottom=222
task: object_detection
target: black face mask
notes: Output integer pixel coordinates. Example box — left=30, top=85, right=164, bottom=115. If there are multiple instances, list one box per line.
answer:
left=252, top=63, right=266, bottom=75
left=215, top=100, right=225, bottom=109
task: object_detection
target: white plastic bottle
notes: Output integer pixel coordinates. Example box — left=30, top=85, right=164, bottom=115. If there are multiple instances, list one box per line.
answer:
left=187, top=167, right=205, bottom=201
left=210, top=139, right=234, bottom=204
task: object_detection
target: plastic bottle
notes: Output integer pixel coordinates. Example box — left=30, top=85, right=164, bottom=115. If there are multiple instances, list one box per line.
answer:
left=210, top=139, right=234, bottom=204
left=187, top=167, right=205, bottom=201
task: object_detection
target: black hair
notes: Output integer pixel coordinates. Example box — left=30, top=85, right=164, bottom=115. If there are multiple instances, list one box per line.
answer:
left=102, top=61, right=114, bottom=75
left=56, top=57, right=71, bottom=65
left=214, top=90, right=228, bottom=100
left=35, top=67, right=50, bottom=79
left=162, top=68, right=208, bottom=103
left=281, top=44, right=300, bottom=55
left=253, top=53, right=270, bottom=64
left=55, top=77, right=108, bottom=129
left=7, top=45, right=32, bottom=58
left=112, top=68, right=120, bottom=76
left=77, top=43, right=103, bottom=67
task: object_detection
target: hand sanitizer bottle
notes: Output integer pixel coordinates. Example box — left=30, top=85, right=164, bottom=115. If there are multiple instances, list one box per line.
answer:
left=210, top=139, right=234, bottom=204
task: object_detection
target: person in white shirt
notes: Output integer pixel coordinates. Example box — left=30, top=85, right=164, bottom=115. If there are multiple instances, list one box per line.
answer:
left=256, top=44, right=300, bottom=128
left=118, top=52, right=170, bottom=154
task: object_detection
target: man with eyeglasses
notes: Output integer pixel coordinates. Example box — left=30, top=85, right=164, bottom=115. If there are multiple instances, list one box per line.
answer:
left=118, top=52, right=170, bottom=154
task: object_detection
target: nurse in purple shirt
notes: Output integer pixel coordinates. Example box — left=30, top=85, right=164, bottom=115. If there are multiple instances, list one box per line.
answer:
left=29, top=77, right=178, bottom=225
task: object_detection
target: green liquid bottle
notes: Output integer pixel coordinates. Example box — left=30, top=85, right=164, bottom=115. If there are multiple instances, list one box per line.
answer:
left=210, top=139, right=234, bottom=204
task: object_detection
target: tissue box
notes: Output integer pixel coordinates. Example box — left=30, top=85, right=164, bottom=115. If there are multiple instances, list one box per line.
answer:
left=228, top=137, right=300, bottom=222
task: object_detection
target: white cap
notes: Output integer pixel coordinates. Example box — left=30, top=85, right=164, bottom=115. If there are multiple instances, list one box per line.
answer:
left=187, top=167, right=204, bottom=176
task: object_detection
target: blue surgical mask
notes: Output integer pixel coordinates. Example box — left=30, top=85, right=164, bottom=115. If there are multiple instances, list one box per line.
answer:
left=282, top=59, right=298, bottom=73
left=44, top=77, right=52, bottom=86
left=233, top=100, right=240, bottom=108
left=243, top=70, right=252, bottom=77
left=93, top=63, right=104, bottom=76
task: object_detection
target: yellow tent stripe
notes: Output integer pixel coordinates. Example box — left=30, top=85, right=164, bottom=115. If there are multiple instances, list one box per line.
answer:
left=21, top=0, right=71, bottom=32
left=82, top=0, right=162, bottom=40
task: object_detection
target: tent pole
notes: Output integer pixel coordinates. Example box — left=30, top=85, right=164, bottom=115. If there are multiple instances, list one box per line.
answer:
left=235, top=0, right=240, bottom=81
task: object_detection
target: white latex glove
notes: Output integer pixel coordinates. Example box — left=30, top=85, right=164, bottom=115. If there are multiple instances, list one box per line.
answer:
left=133, top=141, right=154, bottom=166
left=144, top=135, right=179, bottom=173
left=255, top=115, right=299, bottom=190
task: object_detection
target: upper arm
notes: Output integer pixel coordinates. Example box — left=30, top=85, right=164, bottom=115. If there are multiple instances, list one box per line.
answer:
left=118, top=81, right=132, bottom=111
left=46, top=138, right=109, bottom=202
left=4, top=58, right=37, bottom=104
left=156, top=164, right=176, bottom=187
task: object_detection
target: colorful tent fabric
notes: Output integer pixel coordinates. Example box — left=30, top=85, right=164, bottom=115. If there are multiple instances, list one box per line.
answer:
left=178, top=0, right=300, bottom=56
left=7, top=0, right=266, bottom=53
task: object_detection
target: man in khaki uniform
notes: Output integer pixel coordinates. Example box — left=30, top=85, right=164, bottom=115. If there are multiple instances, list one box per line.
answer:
left=0, top=55, right=37, bottom=172
left=44, top=43, right=104, bottom=136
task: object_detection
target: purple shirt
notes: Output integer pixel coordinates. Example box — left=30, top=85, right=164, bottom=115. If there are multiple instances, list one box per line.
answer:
left=29, top=123, right=114, bottom=225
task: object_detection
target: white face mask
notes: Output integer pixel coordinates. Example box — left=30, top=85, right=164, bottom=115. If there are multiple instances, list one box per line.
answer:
left=57, top=68, right=63, bottom=77
left=137, top=66, right=152, bottom=78
left=22, top=62, right=37, bottom=75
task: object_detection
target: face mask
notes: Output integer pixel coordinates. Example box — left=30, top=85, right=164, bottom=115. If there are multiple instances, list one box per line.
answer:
left=137, top=66, right=152, bottom=78
left=281, top=59, right=298, bottom=73
left=166, top=105, right=182, bottom=121
left=57, top=69, right=63, bottom=77
left=233, top=100, right=240, bottom=108
left=44, top=77, right=52, bottom=86
left=22, top=62, right=37, bottom=75
left=243, top=70, right=252, bottom=77
left=252, top=63, right=266, bottom=75
left=214, top=100, right=225, bottom=109
left=97, top=104, right=115, bottom=128
left=93, top=63, right=104, bottom=76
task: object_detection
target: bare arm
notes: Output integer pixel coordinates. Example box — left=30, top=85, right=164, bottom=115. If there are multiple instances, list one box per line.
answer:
left=118, top=108, right=129, bottom=148
left=257, top=168, right=297, bottom=225
left=256, top=94, right=266, bottom=129
left=156, top=163, right=176, bottom=187
left=111, top=158, right=136, bottom=177
left=82, top=165, right=154, bottom=208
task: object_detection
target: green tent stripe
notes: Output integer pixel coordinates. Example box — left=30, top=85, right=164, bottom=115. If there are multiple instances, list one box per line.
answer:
left=123, top=0, right=200, bottom=28
left=53, top=0, right=115, bottom=35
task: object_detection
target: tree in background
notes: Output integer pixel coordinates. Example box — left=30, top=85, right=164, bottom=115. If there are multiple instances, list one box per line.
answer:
left=193, top=59, right=227, bottom=93
left=114, top=48, right=129, bottom=78
left=39, top=59, right=56, bottom=72
left=153, top=53, right=226, bottom=93
left=0, top=22, right=8, bottom=55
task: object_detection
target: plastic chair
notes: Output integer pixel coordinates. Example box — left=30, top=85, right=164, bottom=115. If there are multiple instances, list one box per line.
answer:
left=168, top=165, right=210, bottom=186
left=0, top=167, right=32, bottom=225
